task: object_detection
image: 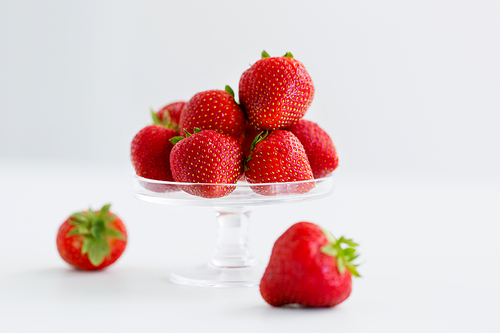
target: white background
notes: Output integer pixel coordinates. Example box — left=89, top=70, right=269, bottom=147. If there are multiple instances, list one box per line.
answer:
left=1, top=1, right=499, bottom=332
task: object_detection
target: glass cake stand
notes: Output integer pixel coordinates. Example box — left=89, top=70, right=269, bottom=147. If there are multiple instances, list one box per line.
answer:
left=131, top=174, right=334, bottom=288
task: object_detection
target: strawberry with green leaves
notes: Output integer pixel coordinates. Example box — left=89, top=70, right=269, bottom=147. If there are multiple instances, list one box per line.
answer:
left=169, top=129, right=244, bottom=198
left=287, top=119, right=339, bottom=178
left=245, top=130, right=314, bottom=195
left=56, top=204, right=127, bottom=270
left=179, top=87, right=246, bottom=141
left=155, top=101, right=186, bottom=131
left=260, top=222, right=360, bottom=307
left=239, top=51, right=315, bottom=130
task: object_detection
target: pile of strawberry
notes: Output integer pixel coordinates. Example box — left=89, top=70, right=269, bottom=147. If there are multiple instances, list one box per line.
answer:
left=131, top=51, right=339, bottom=198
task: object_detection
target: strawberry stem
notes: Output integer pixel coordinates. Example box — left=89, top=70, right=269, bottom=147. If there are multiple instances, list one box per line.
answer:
left=244, top=130, right=268, bottom=170
left=320, top=229, right=361, bottom=277
left=151, top=108, right=163, bottom=126
left=261, top=50, right=271, bottom=58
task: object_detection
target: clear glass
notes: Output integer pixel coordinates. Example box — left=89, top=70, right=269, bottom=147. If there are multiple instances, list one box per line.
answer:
left=131, top=174, right=335, bottom=287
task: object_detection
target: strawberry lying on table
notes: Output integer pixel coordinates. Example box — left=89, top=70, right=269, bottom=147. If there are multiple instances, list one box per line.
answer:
left=260, top=221, right=361, bottom=307
left=56, top=204, right=127, bottom=270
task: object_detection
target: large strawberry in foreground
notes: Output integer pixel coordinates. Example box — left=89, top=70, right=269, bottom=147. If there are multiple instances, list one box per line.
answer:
left=57, top=204, right=127, bottom=270
left=287, top=119, right=339, bottom=178
left=170, top=129, right=244, bottom=198
left=260, top=222, right=360, bottom=307
left=245, top=130, right=314, bottom=195
left=239, top=51, right=315, bottom=130
left=179, top=87, right=246, bottom=141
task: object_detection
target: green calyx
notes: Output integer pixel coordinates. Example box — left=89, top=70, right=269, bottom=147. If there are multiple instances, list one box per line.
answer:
left=66, top=204, right=126, bottom=267
left=320, top=229, right=361, bottom=277
left=261, top=50, right=294, bottom=59
left=225, top=85, right=240, bottom=105
left=225, top=85, right=235, bottom=99
left=169, top=128, right=202, bottom=145
left=151, top=108, right=164, bottom=126
left=244, top=130, right=268, bottom=171
left=151, top=108, right=177, bottom=130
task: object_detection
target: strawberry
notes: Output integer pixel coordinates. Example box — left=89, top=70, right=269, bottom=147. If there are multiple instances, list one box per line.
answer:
left=169, top=129, right=244, bottom=198
left=56, top=204, right=127, bottom=270
left=287, top=119, right=339, bottom=178
left=245, top=130, right=314, bottom=195
left=260, top=222, right=361, bottom=307
left=179, top=87, right=246, bottom=141
left=131, top=111, right=179, bottom=192
left=155, top=101, right=186, bottom=131
left=239, top=51, right=315, bottom=130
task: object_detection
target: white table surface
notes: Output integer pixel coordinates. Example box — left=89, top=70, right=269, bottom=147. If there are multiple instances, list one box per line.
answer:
left=1, top=158, right=499, bottom=333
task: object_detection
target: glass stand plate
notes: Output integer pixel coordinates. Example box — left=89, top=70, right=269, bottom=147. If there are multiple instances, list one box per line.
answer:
left=131, top=174, right=334, bottom=288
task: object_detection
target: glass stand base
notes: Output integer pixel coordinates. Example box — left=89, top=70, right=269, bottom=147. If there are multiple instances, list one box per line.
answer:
left=170, top=262, right=266, bottom=288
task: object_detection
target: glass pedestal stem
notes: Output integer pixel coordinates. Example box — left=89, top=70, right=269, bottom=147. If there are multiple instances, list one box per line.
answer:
left=211, top=206, right=257, bottom=268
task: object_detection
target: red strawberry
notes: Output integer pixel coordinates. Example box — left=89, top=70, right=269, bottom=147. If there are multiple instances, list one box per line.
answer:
left=156, top=101, right=186, bottom=131
left=287, top=119, right=339, bottom=178
left=179, top=87, right=246, bottom=141
left=260, top=222, right=361, bottom=307
left=131, top=112, right=179, bottom=192
left=245, top=130, right=314, bottom=195
left=56, top=204, right=127, bottom=270
left=239, top=51, right=315, bottom=130
left=169, top=129, right=244, bottom=198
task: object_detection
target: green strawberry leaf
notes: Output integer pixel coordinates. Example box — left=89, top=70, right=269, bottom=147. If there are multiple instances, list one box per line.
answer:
left=66, top=226, right=90, bottom=237
left=320, top=229, right=361, bottom=277
left=320, top=245, right=338, bottom=257
left=346, top=264, right=361, bottom=277
left=90, top=220, right=105, bottom=239
left=320, top=228, right=337, bottom=243
left=261, top=50, right=271, bottom=58
left=170, top=136, right=185, bottom=145
left=88, top=237, right=110, bottom=266
left=337, top=256, right=345, bottom=274
left=225, top=85, right=235, bottom=99
left=283, top=52, right=294, bottom=58
left=104, top=215, right=117, bottom=225
left=105, top=228, right=126, bottom=240
left=151, top=108, right=163, bottom=126
left=98, top=204, right=111, bottom=221
left=245, top=131, right=268, bottom=170
left=86, top=208, right=97, bottom=221
left=81, top=237, right=93, bottom=255
left=70, top=212, right=89, bottom=225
